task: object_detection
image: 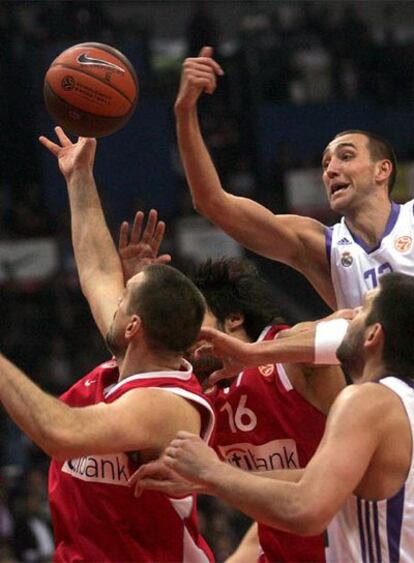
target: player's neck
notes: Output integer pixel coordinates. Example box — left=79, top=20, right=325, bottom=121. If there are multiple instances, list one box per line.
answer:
left=345, top=198, right=392, bottom=249
left=359, top=356, right=387, bottom=383
left=117, top=347, right=183, bottom=381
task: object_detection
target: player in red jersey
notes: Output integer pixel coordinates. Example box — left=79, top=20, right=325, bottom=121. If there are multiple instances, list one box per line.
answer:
left=0, top=129, right=218, bottom=562
left=134, top=257, right=347, bottom=562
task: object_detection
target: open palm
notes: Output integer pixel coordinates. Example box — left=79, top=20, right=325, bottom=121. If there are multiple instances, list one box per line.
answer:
left=39, top=126, right=96, bottom=179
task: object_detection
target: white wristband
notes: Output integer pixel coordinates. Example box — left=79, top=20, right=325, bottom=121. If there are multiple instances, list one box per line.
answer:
left=314, top=318, right=349, bottom=364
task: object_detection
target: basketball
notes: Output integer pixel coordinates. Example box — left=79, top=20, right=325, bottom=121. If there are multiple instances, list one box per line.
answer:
left=44, top=42, right=138, bottom=137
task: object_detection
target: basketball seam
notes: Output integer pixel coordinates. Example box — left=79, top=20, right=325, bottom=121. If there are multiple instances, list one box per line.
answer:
left=50, top=63, right=137, bottom=106
left=44, top=81, right=135, bottom=121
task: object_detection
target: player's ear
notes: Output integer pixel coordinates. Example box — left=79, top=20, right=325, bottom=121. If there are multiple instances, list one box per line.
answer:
left=375, top=159, right=392, bottom=185
left=125, top=315, right=142, bottom=340
left=224, top=313, right=245, bottom=334
left=364, top=322, right=383, bottom=350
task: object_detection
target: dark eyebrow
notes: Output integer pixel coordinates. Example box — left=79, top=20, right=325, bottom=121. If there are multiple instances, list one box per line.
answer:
left=322, top=142, right=357, bottom=161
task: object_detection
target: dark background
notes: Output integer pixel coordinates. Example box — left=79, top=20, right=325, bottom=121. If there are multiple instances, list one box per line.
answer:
left=1, top=1, right=414, bottom=560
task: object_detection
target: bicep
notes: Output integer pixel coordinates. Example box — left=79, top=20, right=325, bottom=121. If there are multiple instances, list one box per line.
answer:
left=297, top=389, right=382, bottom=529
left=57, top=389, right=201, bottom=459
left=211, top=194, right=327, bottom=267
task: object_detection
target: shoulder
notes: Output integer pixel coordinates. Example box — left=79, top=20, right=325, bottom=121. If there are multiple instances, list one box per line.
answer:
left=328, top=382, right=403, bottom=430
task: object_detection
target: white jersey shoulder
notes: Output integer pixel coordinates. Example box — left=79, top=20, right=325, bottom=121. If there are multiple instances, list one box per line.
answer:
left=327, top=200, right=414, bottom=308
left=326, top=376, right=414, bottom=563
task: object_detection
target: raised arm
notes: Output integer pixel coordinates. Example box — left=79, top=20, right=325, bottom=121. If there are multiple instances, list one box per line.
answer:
left=175, top=47, right=334, bottom=306
left=39, top=127, right=123, bottom=339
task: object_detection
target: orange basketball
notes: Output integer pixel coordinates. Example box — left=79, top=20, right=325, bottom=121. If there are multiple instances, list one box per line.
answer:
left=44, top=42, right=138, bottom=137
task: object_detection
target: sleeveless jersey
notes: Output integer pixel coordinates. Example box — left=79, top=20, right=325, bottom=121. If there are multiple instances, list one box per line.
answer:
left=326, top=201, right=414, bottom=308
left=49, top=359, right=215, bottom=563
left=210, top=326, right=326, bottom=563
left=326, top=376, right=414, bottom=563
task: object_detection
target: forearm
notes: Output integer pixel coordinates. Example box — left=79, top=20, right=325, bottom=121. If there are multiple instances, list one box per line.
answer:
left=253, top=468, right=304, bottom=482
left=246, top=330, right=315, bottom=365
left=0, top=354, right=79, bottom=458
left=246, top=318, right=348, bottom=367
left=66, top=169, right=124, bottom=293
left=175, top=106, right=228, bottom=213
left=204, top=462, right=312, bottom=535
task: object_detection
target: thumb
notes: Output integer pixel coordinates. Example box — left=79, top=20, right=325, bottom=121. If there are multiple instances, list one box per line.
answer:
left=198, top=45, right=213, bottom=58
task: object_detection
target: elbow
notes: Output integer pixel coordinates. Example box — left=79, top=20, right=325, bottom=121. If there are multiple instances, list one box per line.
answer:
left=39, top=427, right=77, bottom=461
left=288, top=513, right=328, bottom=536
left=192, top=192, right=226, bottom=219
left=270, top=497, right=328, bottom=537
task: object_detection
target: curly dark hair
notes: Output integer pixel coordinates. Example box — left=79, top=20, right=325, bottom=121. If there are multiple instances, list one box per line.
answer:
left=191, top=257, right=284, bottom=341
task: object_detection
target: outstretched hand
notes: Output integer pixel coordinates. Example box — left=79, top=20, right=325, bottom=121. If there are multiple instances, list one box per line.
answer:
left=119, top=209, right=171, bottom=282
left=175, top=46, right=224, bottom=111
left=196, top=327, right=253, bottom=387
left=163, top=431, right=222, bottom=490
left=39, top=126, right=96, bottom=180
left=129, top=456, right=203, bottom=498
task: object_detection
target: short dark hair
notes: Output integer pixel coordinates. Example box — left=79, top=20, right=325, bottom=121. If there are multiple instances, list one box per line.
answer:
left=127, top=264, right=206, bottom=354
left=366, top=273, right=414, bottom=376
left=191, top=257, right=284, bottom=341
left=334, top=130, right=397, bottom=194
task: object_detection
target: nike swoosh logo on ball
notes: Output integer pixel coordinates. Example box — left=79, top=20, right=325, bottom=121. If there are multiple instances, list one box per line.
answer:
left=77, top=53, right=125, bottom=73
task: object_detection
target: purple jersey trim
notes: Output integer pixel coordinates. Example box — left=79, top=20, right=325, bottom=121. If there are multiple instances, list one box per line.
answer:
left=357, top=498, right=368, bottom=563
left=372, top=502, right=382, bottom=563
left=346, top=202, right=401, bottom=254
left=325, top=226, right=333, bottom=268
left=386, top=485, right=405, bottom=562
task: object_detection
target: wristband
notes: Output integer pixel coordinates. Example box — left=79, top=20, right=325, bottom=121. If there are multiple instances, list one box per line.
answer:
left=314, top=318, right=349, bottom=364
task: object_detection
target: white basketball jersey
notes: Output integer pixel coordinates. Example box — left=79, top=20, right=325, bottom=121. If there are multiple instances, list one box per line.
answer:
left=326, top=376, right=414, bottom=563
left=327, top=201, right=414, bottom=308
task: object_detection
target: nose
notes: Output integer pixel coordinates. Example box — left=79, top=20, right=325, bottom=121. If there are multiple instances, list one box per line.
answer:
left=325, top=160, right=339, bottom=178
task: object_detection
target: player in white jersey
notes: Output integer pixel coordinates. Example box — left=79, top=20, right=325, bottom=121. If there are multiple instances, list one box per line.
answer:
left=327, top=199, right=414, bottom=308
left=175, top=46, right=414, bottom=309
left=150, top=272, right=414, bottom=563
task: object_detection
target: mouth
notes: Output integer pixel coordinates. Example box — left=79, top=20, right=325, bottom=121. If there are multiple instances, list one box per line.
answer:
left=330, top=182, right=350, bottom=197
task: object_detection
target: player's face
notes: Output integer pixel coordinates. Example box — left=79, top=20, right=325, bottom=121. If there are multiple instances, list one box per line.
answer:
left=336, top=289, right=378, bottom=379
left=321, top=133, right=377, bottom=214
left=186, top=309, right=224, bottom=382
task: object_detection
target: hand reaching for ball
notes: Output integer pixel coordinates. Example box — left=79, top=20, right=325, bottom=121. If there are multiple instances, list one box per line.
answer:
left=39, top=127, right=96, bottom=180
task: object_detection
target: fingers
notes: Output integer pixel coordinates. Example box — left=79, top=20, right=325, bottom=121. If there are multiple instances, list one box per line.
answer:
left=198, top=46, right=213, bottom=58
left=54, top=126, right=72, bottom=147
left=152, top=220, right=166, bottom=254
left=118, top=221, right=130, bottom=251
left=194, top=343, right=214, bottom=359
left=182, top=46, right=224, bottom=96
left=38, top=135, right=60, bottom=156
left=207, top=367, right=236, bottom=388
left=155, top=254, right=172, bottom=265
left=129, top=211, right=144, bottom=245
left=199, top=327, right=220, bottom=340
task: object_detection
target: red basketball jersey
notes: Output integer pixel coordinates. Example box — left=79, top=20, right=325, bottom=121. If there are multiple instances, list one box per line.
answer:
left=49, top=359, right=215, bottom=563
left=211, top=326, right=326, bottom=562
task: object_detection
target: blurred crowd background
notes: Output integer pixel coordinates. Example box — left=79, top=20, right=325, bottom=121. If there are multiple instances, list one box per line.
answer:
left=1, top=1, right=414, bottom=560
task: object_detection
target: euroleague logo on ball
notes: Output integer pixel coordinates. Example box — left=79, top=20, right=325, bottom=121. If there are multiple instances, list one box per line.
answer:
left=61, top=76, right=75, bottom=91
